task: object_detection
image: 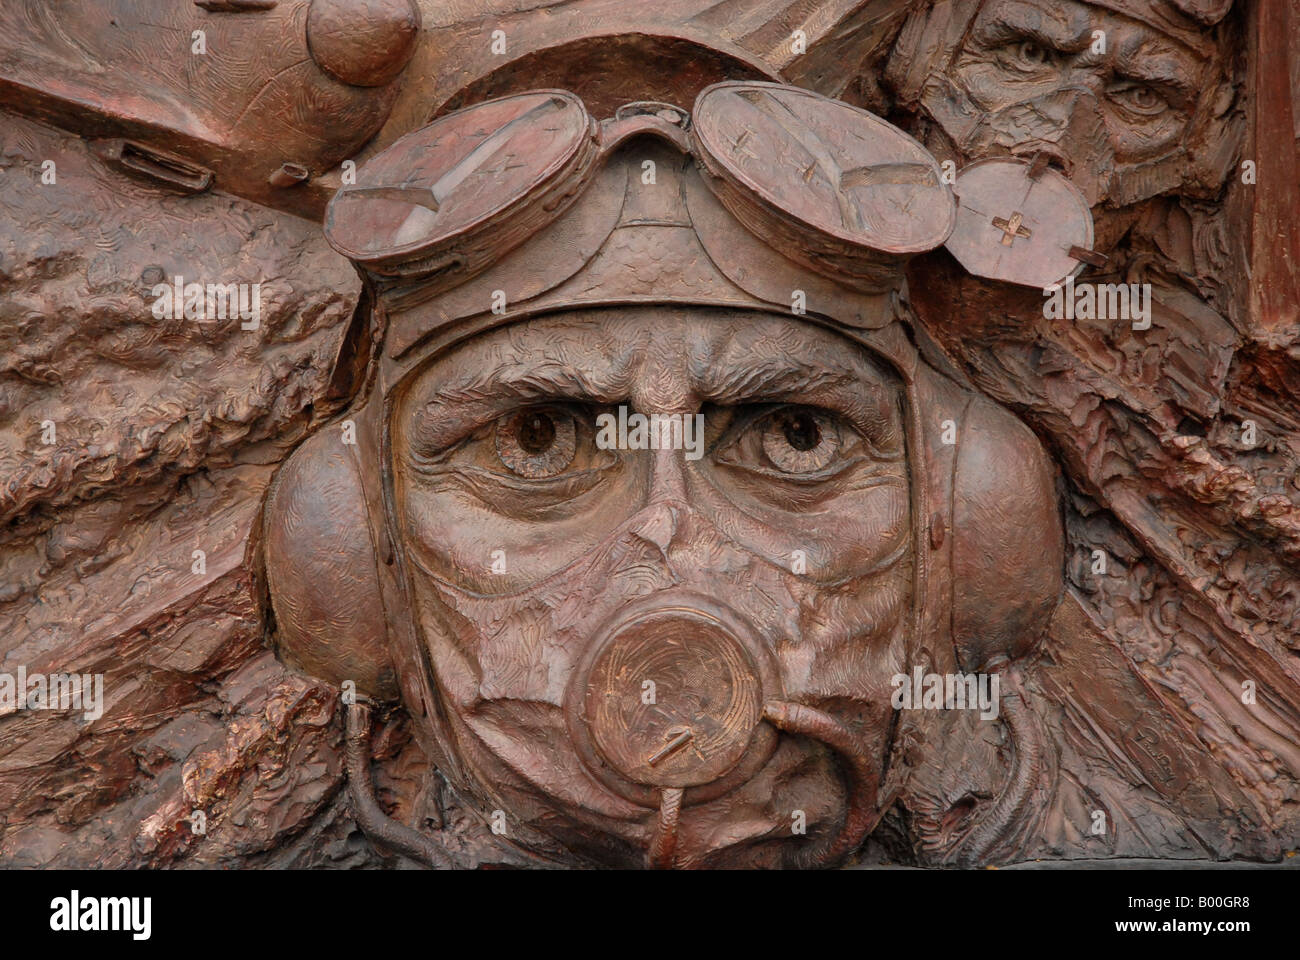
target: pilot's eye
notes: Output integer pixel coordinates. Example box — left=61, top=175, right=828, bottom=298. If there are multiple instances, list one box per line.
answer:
left=761, top=408, right=840, bottom=473
left=713, top=404, right=864, bottom=479
left=516, top=411, right=556, bottom=453
left=495, top=407, right=577, bottom=478
left=782, top=410, right=821, bottom=450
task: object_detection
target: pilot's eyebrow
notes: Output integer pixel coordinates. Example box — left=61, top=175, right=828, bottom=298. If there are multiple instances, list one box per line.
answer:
left=424, top=351, right=881, bottom=409
left=425, top=361, right=626, bottom=407
left=696, top=352, right=903, bottom=451
left=695, top=358, right=873, bottom=405
left=692, top=350, right=901, bottom=447
left=404, top=360, right=631, bottom=452
left=406, top=352, right=895, bottom=452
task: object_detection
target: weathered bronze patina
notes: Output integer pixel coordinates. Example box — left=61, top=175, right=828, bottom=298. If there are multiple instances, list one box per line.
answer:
left=0, top=0, right=1297, bottom=870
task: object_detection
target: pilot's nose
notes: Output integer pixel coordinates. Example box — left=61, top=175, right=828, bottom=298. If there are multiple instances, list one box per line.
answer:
left=622, top=444, right=693, bottom=561
left=627, top=500, right=683, bottom=557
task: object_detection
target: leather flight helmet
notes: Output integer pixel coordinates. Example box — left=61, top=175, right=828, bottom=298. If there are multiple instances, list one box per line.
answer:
left=263, top=82, right=1064, bottom=739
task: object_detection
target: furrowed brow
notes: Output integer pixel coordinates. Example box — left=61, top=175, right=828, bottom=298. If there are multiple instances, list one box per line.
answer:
left=428, top=361, right=626, bottom=407
left=696, top=360, right=862, bottom=404
left=976, top=1, right=1093, bottom=51
left=1113, top=42, right=1199, bottom=95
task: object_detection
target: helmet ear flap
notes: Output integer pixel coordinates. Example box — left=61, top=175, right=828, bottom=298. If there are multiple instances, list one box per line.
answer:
left=263, top=426, right=398, bottom=700
left=949, top=394, right=1064, bottom=672
left=913, top=364, right=1064, bottom=673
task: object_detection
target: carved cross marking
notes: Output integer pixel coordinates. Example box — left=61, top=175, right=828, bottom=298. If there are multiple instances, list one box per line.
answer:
left=991, top=210, right=1032, bottom=246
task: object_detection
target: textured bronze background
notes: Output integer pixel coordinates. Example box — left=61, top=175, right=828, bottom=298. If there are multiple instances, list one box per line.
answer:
left=1, top=0, right=1298, bottom=871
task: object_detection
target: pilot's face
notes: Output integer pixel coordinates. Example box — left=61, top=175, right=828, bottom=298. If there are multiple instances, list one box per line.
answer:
left=389, top=306, right=914, bottom=867
left=921, top=0, right=1215, bottom=206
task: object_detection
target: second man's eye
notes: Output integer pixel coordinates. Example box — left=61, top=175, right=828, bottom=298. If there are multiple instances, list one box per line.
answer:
left=1108, top=81, right=1169, bottom=116
left=1015, top=40, right=1050, bottom=66
left=996, top=39, right=1060, bottom=75
left=494, top=406, right=578, bottom=478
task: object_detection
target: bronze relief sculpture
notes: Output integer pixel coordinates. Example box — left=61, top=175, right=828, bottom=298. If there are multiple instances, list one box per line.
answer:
left=0, top=0, right=1297, bottom=871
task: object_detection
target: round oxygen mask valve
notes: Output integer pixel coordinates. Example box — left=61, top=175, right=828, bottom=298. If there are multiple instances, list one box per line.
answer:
left=566, top=602, right=778, bottom=807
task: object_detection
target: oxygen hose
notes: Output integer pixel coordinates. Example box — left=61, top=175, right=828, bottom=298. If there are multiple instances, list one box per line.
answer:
left=762, top=699, right=889, bottom=867
left=344, top=701, right=456, bottom=868
left=951, top=668, right=1043, bottom=866
left=647, top=698, right=893, bottom=869
left=648, top=787, right=684, bottom=869
left=347, top=690, right=1031, bottom=870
